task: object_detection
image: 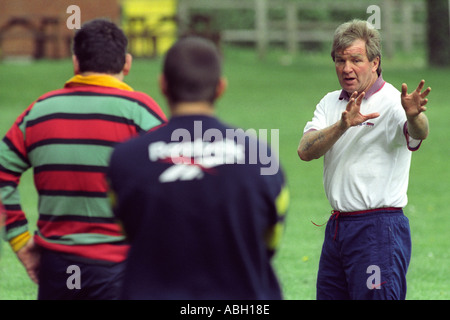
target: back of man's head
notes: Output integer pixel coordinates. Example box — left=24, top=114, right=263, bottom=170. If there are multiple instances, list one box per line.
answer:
left=163, top=37, right=222, bottom=104
left=73, top=19, right=127, bottom=74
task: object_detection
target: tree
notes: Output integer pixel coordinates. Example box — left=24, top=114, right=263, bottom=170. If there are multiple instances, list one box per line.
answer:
left=427, top=0, right=450, bottom=66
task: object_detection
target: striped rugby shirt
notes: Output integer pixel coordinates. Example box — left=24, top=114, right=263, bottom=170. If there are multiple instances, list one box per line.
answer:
left=0, top=75, right=167, bottom=262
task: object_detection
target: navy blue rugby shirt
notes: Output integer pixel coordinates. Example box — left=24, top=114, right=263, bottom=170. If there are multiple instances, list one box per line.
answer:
left=107, top=115, right=289, bottom=300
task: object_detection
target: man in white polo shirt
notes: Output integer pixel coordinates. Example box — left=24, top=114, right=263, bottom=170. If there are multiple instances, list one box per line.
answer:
left=297, top=19, right=430, bottom=300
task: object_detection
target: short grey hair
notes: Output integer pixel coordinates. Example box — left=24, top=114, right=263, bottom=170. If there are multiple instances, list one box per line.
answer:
left=331, top=19, right=382, bottom=76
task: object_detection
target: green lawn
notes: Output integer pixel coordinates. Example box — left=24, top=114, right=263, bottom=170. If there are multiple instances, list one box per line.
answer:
left=0, top=46, right=448, bottom=300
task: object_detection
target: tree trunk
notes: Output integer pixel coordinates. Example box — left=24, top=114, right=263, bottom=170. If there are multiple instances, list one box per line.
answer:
left=427, top=0, right=450, bottom=66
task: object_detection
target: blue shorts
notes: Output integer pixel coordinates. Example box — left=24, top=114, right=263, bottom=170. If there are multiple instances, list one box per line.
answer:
left=316, top=208, right=411, bottom=300
left=38, top=249, right=126, bottom=300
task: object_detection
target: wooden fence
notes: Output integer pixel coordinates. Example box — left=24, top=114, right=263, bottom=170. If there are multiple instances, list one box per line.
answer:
left=0, top=0, right=121, bottom=59
left=177, top=0, right=426, bottom=59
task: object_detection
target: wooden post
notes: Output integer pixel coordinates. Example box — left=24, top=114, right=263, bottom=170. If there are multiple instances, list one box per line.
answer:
left=286, top=1, right=298, bottom=55
left=176, top=0, right=190, bottom=37
left=401, top=1, right=413, bottom=52
left=427, top=0, right=450, bottom=66
left=255, top=0, right=268, bottom=59
left=381, top=0, right=394, bottom=58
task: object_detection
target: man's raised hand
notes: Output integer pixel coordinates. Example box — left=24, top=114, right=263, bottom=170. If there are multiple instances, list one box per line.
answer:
left=401, top=80, right=431, bottom=119
left=340, top=91, right=380, bottom=130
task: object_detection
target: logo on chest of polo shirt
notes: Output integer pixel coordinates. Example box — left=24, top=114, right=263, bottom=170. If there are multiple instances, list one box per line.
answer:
left=358, top=121, right=375, bottom=127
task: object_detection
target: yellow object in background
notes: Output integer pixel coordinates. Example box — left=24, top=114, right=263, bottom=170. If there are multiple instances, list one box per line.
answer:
left=121, top=0, right=178, bottom=57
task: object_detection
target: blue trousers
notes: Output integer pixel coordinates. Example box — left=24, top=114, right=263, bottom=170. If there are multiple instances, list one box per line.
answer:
left=38, top=249, right=125, bottom=300
left=316, top=208, right=411, bottom=300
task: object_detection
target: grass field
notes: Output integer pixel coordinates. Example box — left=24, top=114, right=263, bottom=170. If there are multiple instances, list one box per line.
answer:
left=0, top=45, right=448, bottom=300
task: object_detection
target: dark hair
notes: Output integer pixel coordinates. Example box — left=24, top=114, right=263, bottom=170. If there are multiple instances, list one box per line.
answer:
left=163, top=36, right=222, bottom=104
left=73, top=19, right=128, bottom=74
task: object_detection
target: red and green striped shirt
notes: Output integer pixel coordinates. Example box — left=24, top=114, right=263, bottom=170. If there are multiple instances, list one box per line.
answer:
left=0, top=75, right=167, bottom=262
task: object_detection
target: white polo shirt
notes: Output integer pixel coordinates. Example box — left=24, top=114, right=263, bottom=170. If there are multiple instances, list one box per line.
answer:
left=303, top=76, right=422, bottom=212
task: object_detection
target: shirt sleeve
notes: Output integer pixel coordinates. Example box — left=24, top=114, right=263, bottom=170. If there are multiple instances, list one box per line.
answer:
left=403, top=122, right=422, bottom=151
left=263, top=165, right=289, bottom=258
left=390, top=101, right=422, bottom=151
left=131, top=92, right=168, bottom=133
left=303, top=97, right=328, bottom=134
left=0, top=199, right=6, bottom=242
left=0, top=105, right=33, bottom=251
left=264, top=183, right=289, bottom=257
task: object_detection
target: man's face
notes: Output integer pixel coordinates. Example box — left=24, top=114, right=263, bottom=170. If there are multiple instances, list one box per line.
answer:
left=335, top=39, right=379, bottom=95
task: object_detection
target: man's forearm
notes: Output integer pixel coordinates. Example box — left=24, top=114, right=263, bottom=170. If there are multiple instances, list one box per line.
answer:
left=407, top=113, right=429, bottom=140
left=297, top=121, right=347, bottom=161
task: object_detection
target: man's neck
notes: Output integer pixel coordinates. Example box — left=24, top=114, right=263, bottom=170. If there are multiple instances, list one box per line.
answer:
left=170, top=102, right=215, bottom=117
left=79, top=71, right=124, bottom=82
left=340, top=74, right=384, bottom=101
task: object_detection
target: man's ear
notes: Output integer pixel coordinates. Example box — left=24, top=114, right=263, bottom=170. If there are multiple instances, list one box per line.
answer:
left=159, top=74, right=168, bottom=97
left=372, top=56, right=380, bottom=73
left=72, top=55, right=80, bottom=74
left=215, top=77, right=227, bottom=99
left=122, top=53, right=133, bottom=76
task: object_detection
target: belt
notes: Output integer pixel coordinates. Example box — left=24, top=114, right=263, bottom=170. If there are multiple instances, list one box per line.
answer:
left=312, top=207, right=403, bottom=241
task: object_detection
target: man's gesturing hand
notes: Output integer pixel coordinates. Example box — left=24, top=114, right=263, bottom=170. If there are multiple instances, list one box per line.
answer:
left=340, top=91, right=380, bottom=130
left=401, top=80, right=431, bottom=119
